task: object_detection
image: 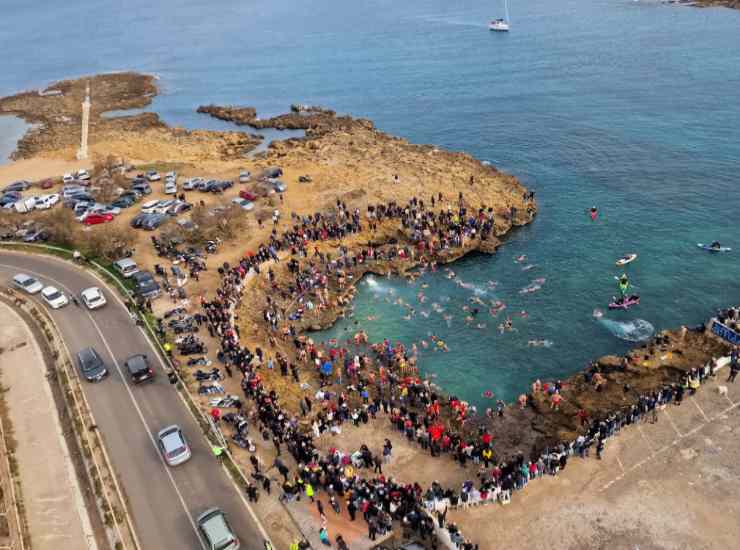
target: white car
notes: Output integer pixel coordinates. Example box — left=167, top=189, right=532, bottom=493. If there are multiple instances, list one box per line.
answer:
left=34, top=193, right=60, bottom=210
left=141, top=200, right=161, bottom=214
left=239, top=170, right=251, bottom=183
left=230, top=198, right=254, bottom=211
left=80, top=287, right=107, bottom=309
left=41, top=286, right=69, bottom=309
left=146, top=171, right=161, bottom=182
left=153, top=199, right=175, bottom=214
left=76, top=169, right=90, bottom=181
left=164, top=181, right=177, bottom=195
left=13, top=273, right=43, bottom=294
left=62, top=173, right=74, bottom=184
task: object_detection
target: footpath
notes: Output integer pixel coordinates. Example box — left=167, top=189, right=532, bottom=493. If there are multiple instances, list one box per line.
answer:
left=0, top=302, right=96, bottom=550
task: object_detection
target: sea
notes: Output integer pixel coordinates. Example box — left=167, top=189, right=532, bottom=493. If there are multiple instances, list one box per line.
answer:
left=1, top=0, right=739, bottom=409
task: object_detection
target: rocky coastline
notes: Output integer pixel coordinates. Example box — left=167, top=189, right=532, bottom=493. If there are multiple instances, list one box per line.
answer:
left=0, top=73, right=261, bottom=160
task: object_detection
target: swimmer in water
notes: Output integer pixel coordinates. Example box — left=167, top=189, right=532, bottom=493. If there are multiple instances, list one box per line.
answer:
left=366, top=315, right=377, bottom=321
left=421, top=340, right=429, bottom=348
left=421, top=283, right=429, bottom=289
left=518, top=310, right=528, bottom=318
left=420, top=311, right=430, bottom=318
left=515, top=255, right=527, bottom=263
left=487, top=280, right=499, bottom=288
left=465, top=315, right=474, bottom=323
left=522, top=264, right=536, bottom=271
left=476, top=323, right=487, bottom=330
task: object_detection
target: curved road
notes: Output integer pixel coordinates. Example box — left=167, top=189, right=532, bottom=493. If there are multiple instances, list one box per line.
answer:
left=0, top=251, right=263, bottom=550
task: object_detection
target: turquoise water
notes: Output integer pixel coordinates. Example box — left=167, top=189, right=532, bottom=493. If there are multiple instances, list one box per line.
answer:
left=1, top=0, right=739, bottom=407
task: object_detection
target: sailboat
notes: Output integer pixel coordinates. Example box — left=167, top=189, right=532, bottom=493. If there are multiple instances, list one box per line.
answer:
left=489, top=0, right=510, bottom=32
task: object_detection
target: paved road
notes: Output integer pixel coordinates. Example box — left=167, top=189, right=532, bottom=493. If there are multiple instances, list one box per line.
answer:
left=0, top=251, right=264, bottom=550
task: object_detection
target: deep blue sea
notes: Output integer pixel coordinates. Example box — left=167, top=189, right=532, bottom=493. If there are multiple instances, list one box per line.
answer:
left=1, top=0, right=739, bottom=408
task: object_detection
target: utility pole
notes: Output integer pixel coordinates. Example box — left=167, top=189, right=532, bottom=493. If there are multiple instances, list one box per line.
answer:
left=76, top=81, right=90, bottom=160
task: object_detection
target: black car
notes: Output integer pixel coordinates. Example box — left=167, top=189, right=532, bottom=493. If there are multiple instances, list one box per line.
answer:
left=124, top=354, right=155, bottom=384
left=0, top=192, right=21, bottom=207
left=2, top=180, right=31, bottom=193
left=77, top=347, right=108, bottom=382
left=130, top=212, right=150, bottom=228
left=131, top=270, right=161, bottom=298
left=141, top=213, right=167, bottom=230
left=111, top=196, right=135, bottom=209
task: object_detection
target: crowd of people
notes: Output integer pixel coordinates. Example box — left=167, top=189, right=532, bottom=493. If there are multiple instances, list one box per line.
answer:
left=174, top=194, right=728, bottom=549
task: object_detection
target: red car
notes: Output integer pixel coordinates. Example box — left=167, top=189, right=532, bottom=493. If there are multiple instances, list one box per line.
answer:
left=40, top=178, right=55, bottom=189
left=239, top=190, right=258, bottom=201
left=83, top=213, right=114, bottom=225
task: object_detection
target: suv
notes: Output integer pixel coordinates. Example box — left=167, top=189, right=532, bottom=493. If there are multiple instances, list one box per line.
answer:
left=131, top=271, right=161, bottom=299
left=197, top=508, right=239, bottom=550
left=77, top=347, right=108, bottom=382
left=124, top=354, right=154, bottom=384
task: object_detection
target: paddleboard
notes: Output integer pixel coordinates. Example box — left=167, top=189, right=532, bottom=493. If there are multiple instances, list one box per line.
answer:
left=697, top=243, right=731, bottom=252
left=616, top=253, right=637, bottom=266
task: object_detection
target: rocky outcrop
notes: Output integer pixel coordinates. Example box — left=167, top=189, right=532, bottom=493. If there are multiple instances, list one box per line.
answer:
left=0, top=73, right=261, bottom=160
left=683, top=0, right=740, bottom=8
left=197, top=103, right=372, bottom=134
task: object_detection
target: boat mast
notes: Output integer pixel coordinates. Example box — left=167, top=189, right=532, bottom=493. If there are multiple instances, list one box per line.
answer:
left=505, top=0, right=510, bottom=23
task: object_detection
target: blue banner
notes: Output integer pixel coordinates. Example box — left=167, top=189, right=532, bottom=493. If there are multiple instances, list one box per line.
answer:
left=711, top=320, right=740, bottom=346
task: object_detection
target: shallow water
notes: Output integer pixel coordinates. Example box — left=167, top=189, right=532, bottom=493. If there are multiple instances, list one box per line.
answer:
left=1, top=0, right=739, bottom=407
left=0, top=116, right=29, bottom=165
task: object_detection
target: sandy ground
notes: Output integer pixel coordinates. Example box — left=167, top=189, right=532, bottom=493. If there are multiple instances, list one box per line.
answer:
left=0, top=302, right=95, bottom=550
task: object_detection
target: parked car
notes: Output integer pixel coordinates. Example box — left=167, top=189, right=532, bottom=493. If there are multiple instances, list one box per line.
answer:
left=270, top=179, right=287, bottom=193
left=238, top=170, right=251, bottom=183
left=153, top=200, right=175, bottom=214
left=167, top=201, right=192, bottom=216
left=230, top=198, right=254, bottom=211
left=22, top=228, right=49, bottom=242
left=238, top=190, right=257, bottom=201
left=141, top=213, right=167, bottom=231
left=0, top=192, right=21, bottom=207
left=164, top=180, right=177, bottom=195
left=80, top=287, right=107, bottom=309
left=197, top=508, right=239, bottom=550
left=111, top=196, right=135, bottom=209
left=132, top=182, right=152, bottom=195
left=146, top=171, right=161, bottom=182
left=124, top=354, right=155, bottom=384
left=260, top=167, right=283, bottom=179
left=2, top=180, right=31, bottom=193
left=82, top=213, right=114, bottom=226
left=183, top=177, right=204, bottom=190
left=77, top=347, right=108, bottom=382
left=33, top=193, right=60, bottom=210
left=157, top=425, right=192, bottom=467
left=141, top=200, right=161, bottom=214
left=39, top=178, right=54, bottom=190
left=76, top=169, right=90, bottom=181
left=130, top=212, right=150, bottom=229
left=113, top=258, right=139, bottom=278
left=41, top=286, right=69, bottom=309
left=131, top=271, right=161, bottom=298
left=13, top=273, right=43, bottom=294
left=13, top=197, right=37, bottom=213
left=62, top=173, right=74, bottom=184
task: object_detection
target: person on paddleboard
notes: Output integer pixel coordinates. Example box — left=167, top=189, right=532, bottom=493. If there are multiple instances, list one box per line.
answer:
left=710, top=241, right=721, bottom=251
left=618, top=273, right=629, bottom=296
left=589, top=206, right=598, bottom=221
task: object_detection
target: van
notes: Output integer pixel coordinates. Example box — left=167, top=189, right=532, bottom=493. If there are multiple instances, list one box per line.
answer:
left=113, top=258, right=139, bottom=278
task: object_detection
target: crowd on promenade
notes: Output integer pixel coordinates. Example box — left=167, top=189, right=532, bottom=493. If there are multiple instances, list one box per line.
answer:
left=186, top=196, right=729, bottom=549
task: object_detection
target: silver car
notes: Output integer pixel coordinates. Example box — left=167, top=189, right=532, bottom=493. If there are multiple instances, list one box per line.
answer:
left=197, top=508, right=239, bottom=550
left=13, top=273, right=43, bottom=294
left=157, top=425, right=191, bottom=466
